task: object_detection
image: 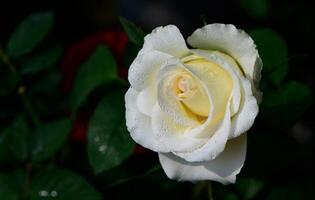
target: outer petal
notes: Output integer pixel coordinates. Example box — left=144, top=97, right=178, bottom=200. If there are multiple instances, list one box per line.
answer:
left=187, top=23, right=262, bottom=101
left=159, top=134, right=247, bottom=184
left=125, top=88, right=168, bottom=152
left=136, top=87, right=156, bottom=116
left=140, top=25, right=190, bottom=57
left=230, top=78, right=259, bottom=138
left=128, top=50, right=172, bottom=92
left=129, top=51, right=172, bottom=116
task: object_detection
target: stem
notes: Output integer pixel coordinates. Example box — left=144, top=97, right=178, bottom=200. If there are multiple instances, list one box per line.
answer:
left=263, top=53, right=309, bottom=75
left=18, top=86, right=41, bottom=128
left=0, top=45, right=41, bottom=128
left=0, top=45, right=17, bottom=73
left=21, top=162, right=32, bottom=200
left=200, top=14, right=207, bottom=26
left=104, top=165, right=161, bottom=189
left=208, top=181, right=214, bottom=200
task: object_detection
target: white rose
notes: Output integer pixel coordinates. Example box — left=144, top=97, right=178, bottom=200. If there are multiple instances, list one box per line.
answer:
left=125, top=24, right=262, bottom=184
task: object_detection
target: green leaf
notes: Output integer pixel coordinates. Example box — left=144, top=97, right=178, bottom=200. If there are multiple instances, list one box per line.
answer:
left=7, top=11, right=54, bottom=58
left=20, top=46, right=63, bottom=75
left=240, top=0, right=270, bottom=18
left=249, top=28, right=288, bottom=86
left=0, top=116, right=29, bottom=162
left=31, top=119, right=71, bottom=162
left=71, top=45, right=118, bottom=111
left=29, top=71, right=68, bottom=117
left=261, top=81, right=313, bottom=128
left=120, top=17, right=145, bottom=45
left=29, top=168, right=102, bottom=200
left=0, top=64, right=19, bottom=97
left=235, top=178, right=264, bottom=200
left=88, top=90, right=135, bottom=174
left=0, top=169, right=25, bottom=200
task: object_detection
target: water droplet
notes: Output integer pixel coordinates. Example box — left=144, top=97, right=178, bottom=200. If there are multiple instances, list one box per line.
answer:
left=39, top=190, right=49, bottom=197
left=98, top=144, right=107, bottom=152
left=94, top=136, right=100, bottom=143
left=51, top=190, right=58, bottom=197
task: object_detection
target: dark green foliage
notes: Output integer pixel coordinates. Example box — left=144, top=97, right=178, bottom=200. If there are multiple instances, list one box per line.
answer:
left=88, top=90, right=135, bottom=174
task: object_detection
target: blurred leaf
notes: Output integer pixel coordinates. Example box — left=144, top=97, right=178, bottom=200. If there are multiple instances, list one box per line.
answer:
left=88, top=90, right=135, bottom=174
left=235, top=178, right=264, bottom=200
left=240, top=0, right=270, bottom=18
left=31, top=118, right=71, bottom=162
left=261, top=81, right=312, bottom=128
left=124, top=42, right=141, bottom=68
left=29, top=168, right=102, bottom=200
left=29, top=71, right=68, bottom=117
left=249, top=28, right=288, bottom=86
left=71, top=45, right=118, bottom=111
left=20, top=46, right=63, bottom=75
left=31, top=71, right=62, bottom=93
left=0, top=169, right=25, bottom=200
left=266, top=187, right=304, bottom=200
left=0, top=116, right=29, bottom=162
left=120, top=17, right=145, bottom=45
left=7, top=11, right=54, bottom=58
left=0, top=64, right=19, bottom=97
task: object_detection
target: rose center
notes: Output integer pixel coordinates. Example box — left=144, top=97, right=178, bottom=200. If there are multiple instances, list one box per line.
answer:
left=174, top=74, right=210, bottom=117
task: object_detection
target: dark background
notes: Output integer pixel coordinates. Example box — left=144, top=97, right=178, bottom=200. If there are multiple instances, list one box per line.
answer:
left=1, top=0, right=315, bottom=199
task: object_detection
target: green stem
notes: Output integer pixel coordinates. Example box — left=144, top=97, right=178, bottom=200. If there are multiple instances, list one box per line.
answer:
left=104, top=165, right=161, bottom=189
left=0, top=45, right=40, bottom=128
left=208, top=181, right=214, bottom=200
left=0, top=45, right=17, bottom=73
left=200, top=14, right=208, bottom=26
left=21, top=162, right=32, bottom=200
left=19, top=86, right=41, bottom=128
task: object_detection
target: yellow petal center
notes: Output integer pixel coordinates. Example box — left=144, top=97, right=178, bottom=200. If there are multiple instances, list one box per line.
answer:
left=173, top=55, right=233, bottom=122
left=174, top=73, right=210, bottom=117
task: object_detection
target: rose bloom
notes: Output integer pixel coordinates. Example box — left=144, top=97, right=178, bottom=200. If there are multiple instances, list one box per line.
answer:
left=125, top=24, right=262, bottom=184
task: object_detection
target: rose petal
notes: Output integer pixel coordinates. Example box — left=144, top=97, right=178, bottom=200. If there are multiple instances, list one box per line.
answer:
left=151, top=104, right=207, bottom=152
left=158, top=134, right=247, bottom=184
left=191, top=49, right=242, bottom=116
left=128, top=51, right=172, bottom=92
left=187, top=24, right=262, bottom=101
left=125, top=88, right=168, bottom=152
left=157, top=60, right=202, bottom=127
left=230, top=78, right=259, bottom=138
left=136, top=87, right=156, bottom=116
left=140, top=25, right=190, bottom=57
left=173, top=105, right=231, bottom=162
left=190, top=49, right=259, bottom=139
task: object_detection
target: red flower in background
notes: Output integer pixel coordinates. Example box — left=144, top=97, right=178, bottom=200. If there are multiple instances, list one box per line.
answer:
left=61, top=28, right=147, bottom=154
left=61, top=29, right=128, bottom=93
left=61, top=29, right=128, bottom=143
